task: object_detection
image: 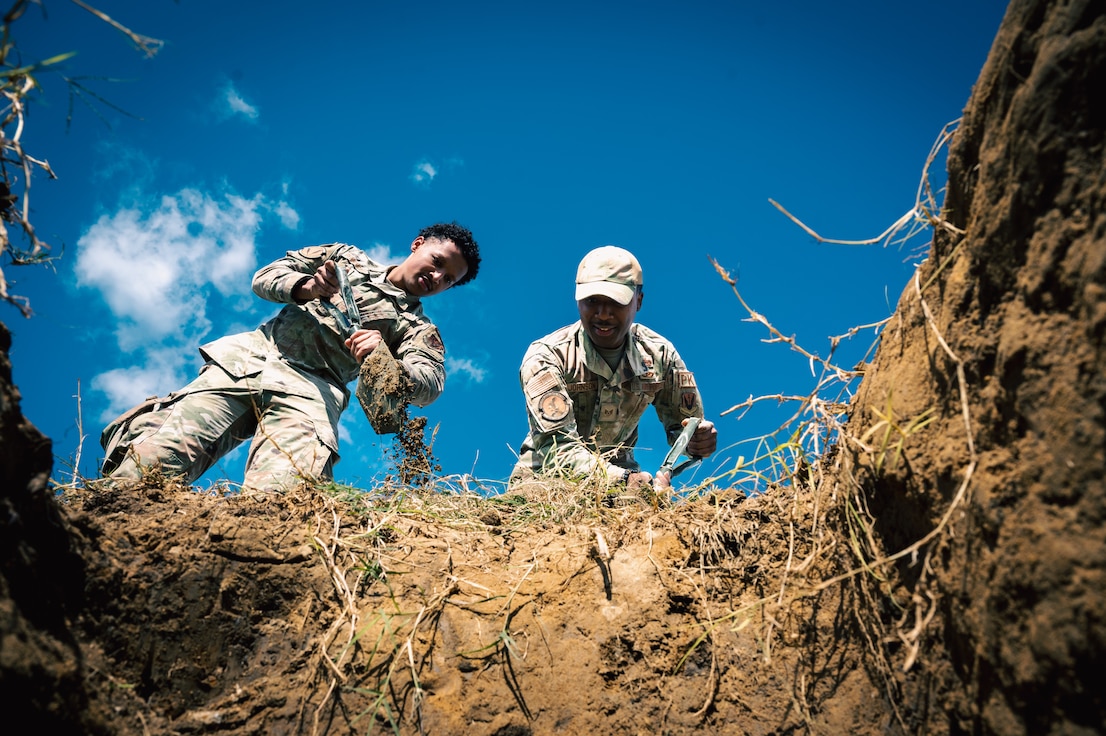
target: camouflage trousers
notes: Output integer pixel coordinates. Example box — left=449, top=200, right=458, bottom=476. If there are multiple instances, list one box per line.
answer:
left=100, top=362, right=343, bottom=492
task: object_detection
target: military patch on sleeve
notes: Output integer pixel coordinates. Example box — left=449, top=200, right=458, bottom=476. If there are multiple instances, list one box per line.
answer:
left=681, top=391, right=699, bottom=413
left=677, top=370, right=697, bottom=388
left=424, top=329, right=444, bottom=352
left=415, top=328, right=446, bottom=359
left=525, top=370, right=560, bottom=399
left=538, top=391, right=571, bottom=423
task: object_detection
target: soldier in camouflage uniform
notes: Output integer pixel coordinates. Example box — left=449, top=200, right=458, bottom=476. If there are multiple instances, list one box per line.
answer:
left=100, top=222, right=481, bottom=491
left=509, top=246, right=717, bottom=492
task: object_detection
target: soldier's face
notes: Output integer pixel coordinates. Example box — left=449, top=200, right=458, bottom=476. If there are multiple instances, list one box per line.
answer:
left=577, top=293, right=641, bottom=349
left=390, top=237, right=469, bottom=297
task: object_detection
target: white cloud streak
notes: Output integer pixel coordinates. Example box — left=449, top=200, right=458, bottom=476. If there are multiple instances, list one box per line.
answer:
left=363, top=242, right=404, bottom=266
left=409, top=160, right=438, bottom=186
left=447, top=356, right=488, bottom=384
left=274, top=200, right=300, bottom=230
left=222, top=81, right=259, bottom=120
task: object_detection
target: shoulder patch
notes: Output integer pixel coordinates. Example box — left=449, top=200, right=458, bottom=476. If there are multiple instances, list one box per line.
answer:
left=299, top=245, right=330, bottom=260
left=677, top=370, right=697, bottom=388
left=415, top=327, right=445, bottom=358
left=538, top=391, right=571, bottom=422
left=424, top=329, right=444, bottom=352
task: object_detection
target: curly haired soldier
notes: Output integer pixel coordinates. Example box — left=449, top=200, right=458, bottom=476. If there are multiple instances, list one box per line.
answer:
left=100, top=222, right=481, bottom=491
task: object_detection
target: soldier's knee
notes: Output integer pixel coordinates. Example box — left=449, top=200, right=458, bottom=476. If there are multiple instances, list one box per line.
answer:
left=243, top=438, right=336, bottom=493
left=103, top=443, right=196, bottom=483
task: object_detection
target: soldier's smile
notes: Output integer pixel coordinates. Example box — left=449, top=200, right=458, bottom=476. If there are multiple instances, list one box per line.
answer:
left=388, top=237, right=468, bottom=297
left=589, top=322, right=618, bottom=340
left=577, top=294, right=640, bottom=349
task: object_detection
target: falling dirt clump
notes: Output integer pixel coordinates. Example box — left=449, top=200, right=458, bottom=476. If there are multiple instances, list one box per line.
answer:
left=389, top=415, right=442, bottom=486
left=354, top=342, right=442, bottom=485
left=356, top=341, right=414, bottom=435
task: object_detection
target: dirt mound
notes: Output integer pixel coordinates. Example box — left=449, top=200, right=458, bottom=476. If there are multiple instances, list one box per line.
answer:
left=2, top=0, right=1104, bottom=734
left=836, top=0, right=1106, bottom=730
left=52, top=480, right=835, bottom=734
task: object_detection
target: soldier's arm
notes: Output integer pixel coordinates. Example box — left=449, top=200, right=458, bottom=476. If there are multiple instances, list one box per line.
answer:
left=655, top=347, right=716, bottom=458
left=654, top=347, right=704, bottom=443
left=520, top=346, right=625, bottom=481
left=252, top=244, right=345, bottom=304
left=393, top=322, right=447, bottom=407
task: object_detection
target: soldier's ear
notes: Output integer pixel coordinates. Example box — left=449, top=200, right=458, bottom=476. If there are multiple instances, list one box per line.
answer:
left=409, top=236, right=425, bottom=253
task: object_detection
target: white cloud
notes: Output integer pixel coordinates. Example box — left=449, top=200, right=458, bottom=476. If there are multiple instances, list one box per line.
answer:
left=78, top=181, right=304, bottom=451
left=222, top=81, right=259, bottom=121
left=409, top=160, right=438, bottom=186
left=363, top=242, right=404, bottom=266
left=273, top=200, right=300, bottom=230
left=92, top=345, right=201, bottom=420
left=447, top=356, right=487, bottom=384
left=75, top=188, right=275, bottom=351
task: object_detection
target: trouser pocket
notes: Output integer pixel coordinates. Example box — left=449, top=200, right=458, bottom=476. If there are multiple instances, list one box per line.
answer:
left=99, top=393, right=181, bottom=476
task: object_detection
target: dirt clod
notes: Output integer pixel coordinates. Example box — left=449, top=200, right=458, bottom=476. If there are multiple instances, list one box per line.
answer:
left=356, top=341, right=414, bottom=435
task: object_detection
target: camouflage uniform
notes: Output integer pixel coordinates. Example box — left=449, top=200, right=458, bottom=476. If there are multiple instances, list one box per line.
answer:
left=509, top=321, right=703, bottom=485
left=100, top=243, right=447, bottom=491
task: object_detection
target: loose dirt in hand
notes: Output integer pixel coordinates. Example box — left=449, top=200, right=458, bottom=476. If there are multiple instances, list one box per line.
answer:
left=356, top=342, right=414, bottom=435
left=355, top=342, right=442, bottom=485
left=388, top=415, right=442, bottom=486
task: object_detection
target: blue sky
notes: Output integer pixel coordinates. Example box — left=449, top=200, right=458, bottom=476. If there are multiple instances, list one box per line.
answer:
left=8, top=0, right=1008, bottom=492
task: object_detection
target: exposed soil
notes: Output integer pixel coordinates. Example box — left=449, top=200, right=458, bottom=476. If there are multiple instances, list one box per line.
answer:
left=2, top=1, right=1104, bottom=734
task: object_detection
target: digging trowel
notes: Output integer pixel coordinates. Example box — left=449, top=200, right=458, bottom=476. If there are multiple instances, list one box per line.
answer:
left=658, top=417, right=702, bottom=481
left=320, top=263, right=361, bottom=338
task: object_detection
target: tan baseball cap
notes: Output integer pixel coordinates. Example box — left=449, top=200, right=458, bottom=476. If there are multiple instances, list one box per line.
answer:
left=574, top=246, right=643, bottom=305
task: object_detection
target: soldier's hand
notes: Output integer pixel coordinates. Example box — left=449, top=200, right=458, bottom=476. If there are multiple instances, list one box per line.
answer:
left=345, top=329, right=383, bottom=363
left=653, top=469, right=673, bottom=492
left=687, top=419, right=717, bottom=458
left=626, top=471, right=653, bottom=494
left=295, top=260, right=340, bottom=301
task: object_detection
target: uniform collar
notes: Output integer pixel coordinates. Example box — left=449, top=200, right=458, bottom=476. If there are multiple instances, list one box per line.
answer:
left=379, top=265, right=422, bottom=307
left=578, top=323, right=654, bottom=382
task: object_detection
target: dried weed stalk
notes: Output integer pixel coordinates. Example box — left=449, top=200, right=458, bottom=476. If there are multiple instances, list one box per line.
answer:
left=685, top=118, right=979, bottom=728
left=1, top=1, right=161, bottom=316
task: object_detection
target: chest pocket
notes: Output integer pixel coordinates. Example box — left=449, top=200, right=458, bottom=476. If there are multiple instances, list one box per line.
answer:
left=564, top=381, right=598, bottom=434
left=623, top=379, right=665, bottom=413
left=358, top=303, right=400, bottom=335
left=598, top=379, right=665, bottom=437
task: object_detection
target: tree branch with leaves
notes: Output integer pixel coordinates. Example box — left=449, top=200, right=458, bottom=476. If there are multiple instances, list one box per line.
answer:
left=0, top=0, right=161, bottom=317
